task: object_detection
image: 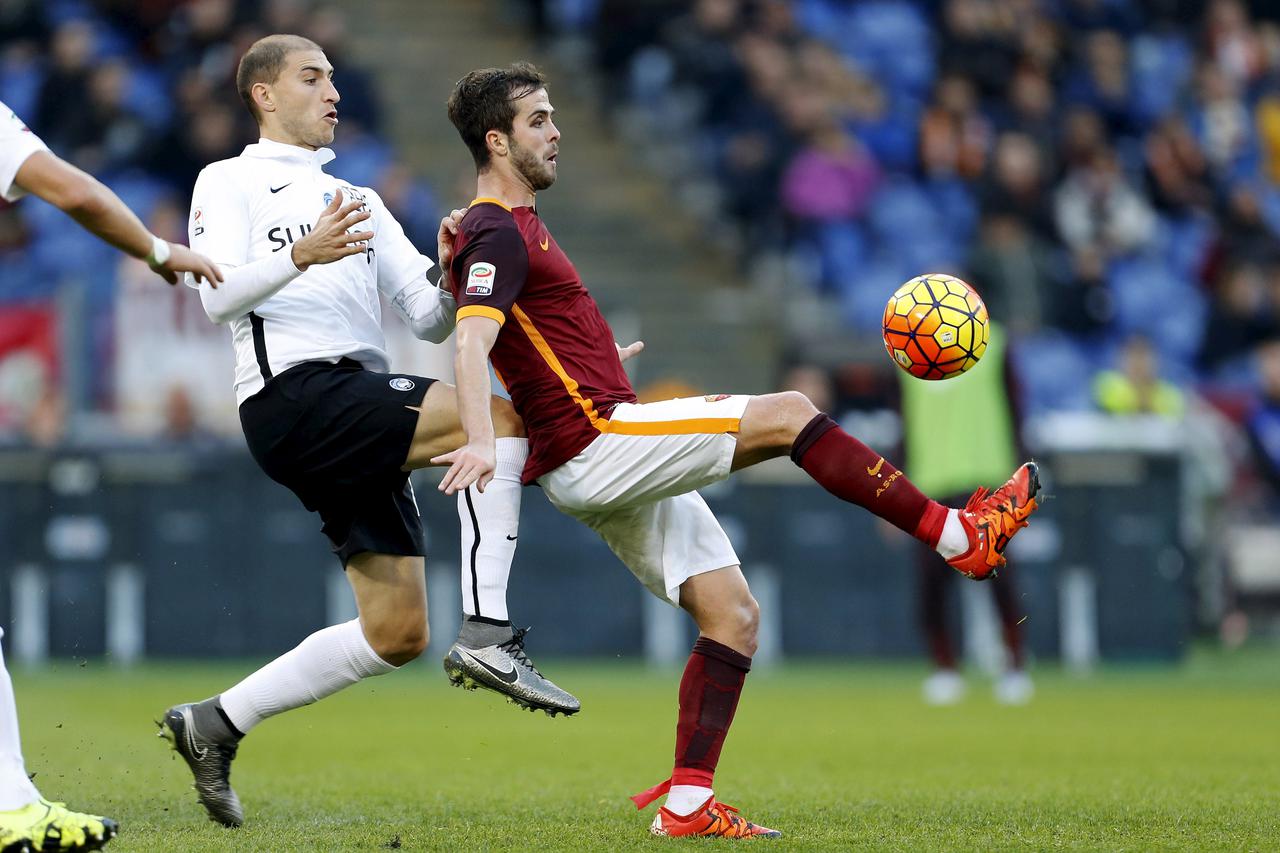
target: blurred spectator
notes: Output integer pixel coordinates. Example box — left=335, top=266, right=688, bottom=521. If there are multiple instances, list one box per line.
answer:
left=937, top=0, right=1020, bottom=101
left=1054, top=147, right=1156, bottom=257
left=1094, top=334, right=1187, bottom=418
left=779, top=86, right=879, bottom=223
left=32, top=20, right=96, bottom=155
left=979, top=132, right=1056, bottom=240
left=23, top=386, right=66, bottom=449
left=1144, top=115, right=1214, bottom=215
left=1203, top=0, right=1266, bottom=89
left=997, top=67, right=1059, bottom=174
left=919, top=74, right=990, bottom=181
left=1061, top=30, right=1136, bottom=137
left=1200, top=262, right=1277, bottom=371
left=1244, top=340, right=1280, bottom=500
left=1188, top=61, right=1257, bottom=181
left=966, top=213, right=1058, bottom=335
left=159, top=384, right=221, bottom=447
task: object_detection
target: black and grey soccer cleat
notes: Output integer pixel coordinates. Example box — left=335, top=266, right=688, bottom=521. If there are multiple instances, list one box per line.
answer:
left=443, top=626, right=581, bottom=717
left=159, top=704, right=244, bottom=827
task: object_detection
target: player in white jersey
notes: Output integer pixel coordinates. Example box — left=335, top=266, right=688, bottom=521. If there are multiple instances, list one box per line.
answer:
left=157, top=35, right=604, bottom=828
left=0, top=101, right=224, bottom=852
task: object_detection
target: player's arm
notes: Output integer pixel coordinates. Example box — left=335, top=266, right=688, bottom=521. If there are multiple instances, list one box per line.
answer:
left=193, top=188, right=371, bottom=324
left=433, top=315, right=501, bottom=495
left=13, top=150, right=222, bottom=286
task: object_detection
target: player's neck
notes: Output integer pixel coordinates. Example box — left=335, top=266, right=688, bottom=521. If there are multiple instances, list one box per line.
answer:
left=258, top=127, right=318, bottom=152
left=475, top=169, right=534, bottom=209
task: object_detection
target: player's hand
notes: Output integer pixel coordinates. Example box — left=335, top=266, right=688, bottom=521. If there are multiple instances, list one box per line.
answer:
left=291, top=189, right=373, bottom=271
left=431, top=441, right=496, bottom=495
left=436, top=207, right=466, bottom=275
left=616, top=340, right=645, bottom=363
left=157, top=243, right=224, bottom=287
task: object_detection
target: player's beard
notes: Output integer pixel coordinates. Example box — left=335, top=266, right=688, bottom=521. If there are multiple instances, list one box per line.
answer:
left=510, top=139, right=556, bottom=191
left=281, top=111, right=334, bottom=150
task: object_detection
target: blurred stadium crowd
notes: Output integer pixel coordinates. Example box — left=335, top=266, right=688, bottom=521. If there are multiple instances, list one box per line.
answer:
left=527, top=0, right=1280, bottom=512
left=6, top=0, right=1280, bottom=513
left=0, top=0, right=440, bottom=437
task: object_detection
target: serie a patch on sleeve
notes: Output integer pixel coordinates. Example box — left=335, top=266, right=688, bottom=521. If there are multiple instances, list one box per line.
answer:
left=466, top=261, right=495, bottom=296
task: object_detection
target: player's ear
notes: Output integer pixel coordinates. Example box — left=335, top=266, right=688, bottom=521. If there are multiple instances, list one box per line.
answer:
left=485, top=129, right=507, bottom=159
left=252, top=81, right=275, bottom=115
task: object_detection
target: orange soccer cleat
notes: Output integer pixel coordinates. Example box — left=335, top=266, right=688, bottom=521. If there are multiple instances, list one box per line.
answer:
left=947, top=462, right=1042, bottom=580
left=648, top=796, right=781, bottom=839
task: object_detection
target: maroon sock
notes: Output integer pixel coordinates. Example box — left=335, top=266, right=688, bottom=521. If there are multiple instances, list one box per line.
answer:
left=791, top=413, right=948, bottom=546
left=671, top=636, right=751, bottom=792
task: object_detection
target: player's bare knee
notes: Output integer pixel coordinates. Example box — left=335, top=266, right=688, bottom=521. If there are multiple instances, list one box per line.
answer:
left=491, top=398, right=526, bottom=438
left=777, top=390, right=820, bottom=428
left=734, top=595, right=761, bottom=656
left=746, top=391, right=819, bottom=449
left=366, top=612, right=428, bottom=666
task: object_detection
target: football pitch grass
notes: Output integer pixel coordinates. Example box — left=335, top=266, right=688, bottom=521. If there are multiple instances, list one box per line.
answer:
left=13, top=647, right=1279, bottom=851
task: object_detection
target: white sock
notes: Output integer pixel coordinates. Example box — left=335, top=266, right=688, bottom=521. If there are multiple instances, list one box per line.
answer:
left=936, top=509, right=969, bottom=560
left=219, top=619, right=396, bottom=735
left=664, top=785, right=713, bottom=816
left=0, top=634, right=40, bottom=810
left=457, top=437, right=527, bottom=621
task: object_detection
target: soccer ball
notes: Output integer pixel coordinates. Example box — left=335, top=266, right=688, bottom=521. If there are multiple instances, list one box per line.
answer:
left=882, top=274, right=989, bottom=380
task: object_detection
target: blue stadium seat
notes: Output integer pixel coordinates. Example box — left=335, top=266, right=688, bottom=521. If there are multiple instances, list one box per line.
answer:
left=837, top=254, right=909, bottom=332
left=1012, top=332, right=1095, bottom=413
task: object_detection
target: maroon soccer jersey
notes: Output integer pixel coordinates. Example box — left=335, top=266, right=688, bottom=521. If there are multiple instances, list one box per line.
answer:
left=450, top=198, right=637, bottom=483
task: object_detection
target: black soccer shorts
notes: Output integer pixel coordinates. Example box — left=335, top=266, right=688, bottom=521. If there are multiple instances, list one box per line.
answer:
left=239, top=358, right=436, bottom=565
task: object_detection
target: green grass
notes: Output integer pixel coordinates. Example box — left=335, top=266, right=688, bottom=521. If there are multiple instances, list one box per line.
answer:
left=12, top=647, right=1280, bottom=851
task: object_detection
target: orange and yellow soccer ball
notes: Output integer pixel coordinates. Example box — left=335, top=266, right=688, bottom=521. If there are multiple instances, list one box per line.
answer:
left=882, top=274, right=989, bottom=380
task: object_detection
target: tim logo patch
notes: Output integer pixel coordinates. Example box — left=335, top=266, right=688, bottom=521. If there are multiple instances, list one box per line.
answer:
left=389, top=377, right=415, bottom=391
left=466, top=262, right=495, bottom=296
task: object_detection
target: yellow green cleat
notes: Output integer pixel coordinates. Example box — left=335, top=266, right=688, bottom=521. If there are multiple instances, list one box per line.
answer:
left=0, top=798, right=117, bottom=852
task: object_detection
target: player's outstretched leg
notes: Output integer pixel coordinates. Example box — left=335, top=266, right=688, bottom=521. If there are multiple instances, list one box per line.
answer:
left=630, top=567, right=780, bottom=840
left=736, top=396, right=1042, bottom=579
left=944, top=462, right=1041, bottom=580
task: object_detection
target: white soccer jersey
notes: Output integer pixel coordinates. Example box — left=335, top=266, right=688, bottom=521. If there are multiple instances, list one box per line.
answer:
left=187, top=138, right=446, bottom=404
left=0, top=100, right=49, bottom=202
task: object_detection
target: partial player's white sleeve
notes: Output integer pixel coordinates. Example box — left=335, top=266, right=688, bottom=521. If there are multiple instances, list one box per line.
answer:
left=185, top=163, right=302, bottom=324
left=369, top=189, right=457, bottom=342
left=187, top=164, right=251, bottom=268
left=193, top=251, right=304, bottom=324
left=0, top=101, right=49, bottom=202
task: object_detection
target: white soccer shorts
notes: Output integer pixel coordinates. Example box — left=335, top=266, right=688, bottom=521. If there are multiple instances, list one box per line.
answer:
left=538, top=394, right=751, bottom=604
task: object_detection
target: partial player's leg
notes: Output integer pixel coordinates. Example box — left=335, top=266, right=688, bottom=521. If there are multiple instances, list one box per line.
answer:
left=990, top=571, right=1033, bottom=704
left=160, top=553, right=424, bottom=827
left=0, top=630, right=117, bottom=851
left=918, top=550, right=965, bottom=705
left=732, top=391, right=1041, bottom=579
left=557, top=491, right=778, bottom=839
left=632, top=565, right=779, bottom=840
left=402, top=382, right=579, bottom=716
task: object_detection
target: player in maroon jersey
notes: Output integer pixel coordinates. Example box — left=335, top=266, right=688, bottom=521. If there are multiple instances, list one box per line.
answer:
left=441, top=62, right=1042, bottom=840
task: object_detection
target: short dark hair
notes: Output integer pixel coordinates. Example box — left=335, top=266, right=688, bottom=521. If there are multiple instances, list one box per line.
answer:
left=236, top=34, right=323, bottom=122
left=447, top=62, right=548, bottom=169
